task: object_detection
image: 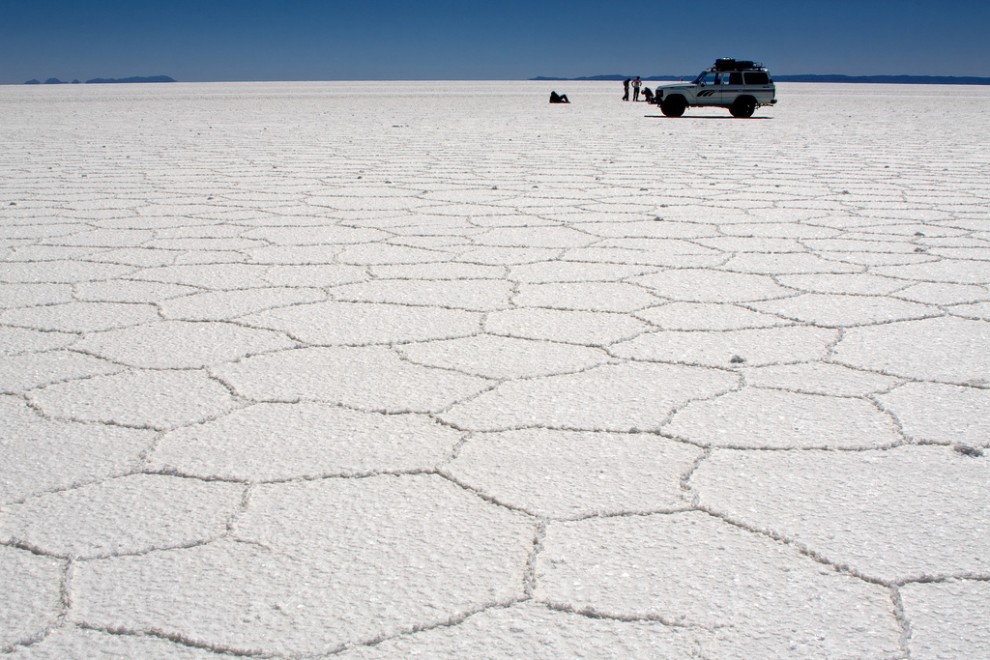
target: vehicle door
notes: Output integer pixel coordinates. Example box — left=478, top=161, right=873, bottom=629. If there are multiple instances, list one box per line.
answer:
left=695, top=70, right=720, bottom=105
left=720, top=71, right=745, bottom=106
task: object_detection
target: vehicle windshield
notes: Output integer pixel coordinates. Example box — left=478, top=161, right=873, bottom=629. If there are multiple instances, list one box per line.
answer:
left=692, top=70, right=708, bottom=84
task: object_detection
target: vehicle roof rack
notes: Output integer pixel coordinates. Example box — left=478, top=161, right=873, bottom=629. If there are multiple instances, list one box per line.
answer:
left=713, top=58, right=764, bottom=71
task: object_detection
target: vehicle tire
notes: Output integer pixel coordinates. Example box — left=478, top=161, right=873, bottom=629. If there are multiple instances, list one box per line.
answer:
left=730, top=96, right=756, bottom=118
left=660, top=95, right=686, bottom=117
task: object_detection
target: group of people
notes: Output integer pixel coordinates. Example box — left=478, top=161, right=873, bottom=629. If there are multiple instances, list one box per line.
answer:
left=622, top=77, right=654, bottom=103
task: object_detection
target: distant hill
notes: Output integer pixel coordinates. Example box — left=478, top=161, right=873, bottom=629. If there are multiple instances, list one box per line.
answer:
left=86, top=75, right=176, bottom=84
left=24, top=75, right=176, bottom=85
left=532, top=74, right=990, bottom=85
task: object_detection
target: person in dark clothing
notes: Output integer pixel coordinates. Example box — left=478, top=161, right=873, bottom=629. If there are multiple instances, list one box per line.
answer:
left=549, top=91, right=570, bottom=104
left=642, top=86, right=654, bottom=104
left=622, top=78, right=630, bottom=101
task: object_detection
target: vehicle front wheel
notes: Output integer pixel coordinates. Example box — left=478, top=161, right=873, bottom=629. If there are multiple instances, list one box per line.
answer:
left=660, top=96, right=686, bottom=117
left=730, top=96, right=756, bottom=118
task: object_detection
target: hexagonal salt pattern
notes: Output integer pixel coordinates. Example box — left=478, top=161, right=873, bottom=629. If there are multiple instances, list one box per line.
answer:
left=535, top=513, right=901, bottom=658
left=4, top=82, right=989, bottom=657
left=692, top=446, right=990, bottom=582
left=0, top=547, right=63, bottom=651
left=445, top=430, right=702, bottom=518
left=150, top=403, right=463, bottom=480
left=900, top=581, right=990, bottom=659
left=72, top=476, right=535, bottom=655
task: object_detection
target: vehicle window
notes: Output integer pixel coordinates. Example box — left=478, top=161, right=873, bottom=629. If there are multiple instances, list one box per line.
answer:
left=702, top=72, right=718, bottom=86
left=728, top=72, right=743, bottom=85
left=744, top=71, right=770, bottom=85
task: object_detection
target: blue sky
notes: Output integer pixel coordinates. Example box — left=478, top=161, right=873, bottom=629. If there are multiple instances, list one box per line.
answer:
left=2, top=0, right=988, bottom=83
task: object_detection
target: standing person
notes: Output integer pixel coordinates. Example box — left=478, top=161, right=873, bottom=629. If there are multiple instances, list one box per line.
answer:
left=633, top=76, right=642, bottom=102
left=622, top=78, right=630, bottom=101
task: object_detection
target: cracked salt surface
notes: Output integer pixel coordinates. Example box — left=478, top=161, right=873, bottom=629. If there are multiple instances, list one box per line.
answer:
left=2, top=80, right=989, bottom=657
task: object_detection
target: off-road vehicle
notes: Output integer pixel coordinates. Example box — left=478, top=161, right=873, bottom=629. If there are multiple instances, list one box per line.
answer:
left=654, top=58, right=776, bottom=118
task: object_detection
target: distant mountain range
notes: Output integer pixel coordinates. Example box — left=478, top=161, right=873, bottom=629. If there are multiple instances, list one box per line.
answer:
left=532, top=74, right=990, bottom=85
left=24, top=75, right=176, bottom=85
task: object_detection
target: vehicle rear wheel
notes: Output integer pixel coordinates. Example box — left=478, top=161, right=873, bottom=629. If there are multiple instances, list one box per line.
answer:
left=730, top=96, right=756, bottom=118
left=660, top=95, right=686, bottom=117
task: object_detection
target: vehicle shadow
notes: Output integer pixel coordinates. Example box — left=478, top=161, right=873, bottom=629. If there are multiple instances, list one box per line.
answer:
left=645, top=114, right=773, bottom=120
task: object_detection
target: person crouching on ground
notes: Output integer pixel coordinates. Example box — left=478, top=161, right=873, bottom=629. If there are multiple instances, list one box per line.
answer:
left=550, top=91, right=570, bottom=103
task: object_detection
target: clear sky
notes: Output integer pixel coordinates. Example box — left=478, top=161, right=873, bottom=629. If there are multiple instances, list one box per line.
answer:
left=2, top=0, right=989, bottom=84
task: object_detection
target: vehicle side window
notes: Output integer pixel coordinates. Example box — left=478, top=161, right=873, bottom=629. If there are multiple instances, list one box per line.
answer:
left=702, top=72, right=718, bottom=85
left=744, top=72, right=770, bottom=85
left=728, top=72, right=743, bottom=85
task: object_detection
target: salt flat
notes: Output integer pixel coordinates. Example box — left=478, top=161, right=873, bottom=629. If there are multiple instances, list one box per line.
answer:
left=1, top=80, right=989, bottom=658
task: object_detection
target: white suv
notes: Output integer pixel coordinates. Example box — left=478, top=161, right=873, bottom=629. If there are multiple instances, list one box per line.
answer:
left=654, top=59, right=777, bottom=118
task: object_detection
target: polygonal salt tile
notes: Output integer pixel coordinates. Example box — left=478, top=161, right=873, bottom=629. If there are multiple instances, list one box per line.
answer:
left=338, top=243, right=448, bottom=265
left=721, top=252, right=862, bottom=274
left=0, top=350, right=124, bottom=393
left=575, top=219, right=717, bottom=239
left=30, top=369, right=237, bottom=430
left=743, top=362, right=901, bottom=396
left=471, top=227, right=596, bottom=248
left=86, top=247, right=178, bottom=268
left=0, top=261, right=134, bottom=283
left=241, top=225, right=389, bottom=244
left=133, top=263, right=271, bottom=289
left=535, top=512, right=900, bottom=658
left=263, top=264, right=370, bottom=287
left=0, top=302, right=158, bottom=333
left=246, top=245, right=341, bottom=264
left=144, top=237, right=263, bottom=251
left=635, top=302, right=785, bottom=331
left=877, top=382, right=990, bottom=445
left=439, top=362, right=737, bottom=432
left=241, top=301, right=480, bottom=345
left=508, top=260, right=653, bottom=283
left=666, top=388, right=900, bottom=448
left=486, top=308, right=649, bottom=346
left=749, top=293, right=936, bottom=327
left=336, top=601, right=702, bottom=659
left=722, top=221, right=840, bottom=238
left=0, top=327, right=78, bottom=355
left=0, top=475, right=242, bottom=559
left=446, top=430, right=701, bottom=518
left=75, top=320, right=294, bottom=368
left=562, top=247, right=724, bottom=269
left=159, top=287, right=325, bottom=321
left=948, top=301, right=990, bottom=320
left=693, top=446, right=990, bottom=582
left=514, top=282, right=658, bottom=313
left=74, top=280, right=199, bottom=303
left=55, top=228, right=154, bottom=247
left=456, top=246, right=563, bottom=266
left=215, top=346, right=490, bottom=412
left=612, top=326, right=838, bottom=367
left=776, top=273, right=907, bottom=296
left=873, top=259, right=990, bottom=284
left=900, top=581, right=990, bottom=660
left=833, top=317, right=990, bottom=385
left=0, top=396, right=153, bottom=504
left=0, top=546, right=63, bottom=650
left=0, top=283, right=74, bottom=308
left=631, top=269, right=792, bottom=303
left=4, top=627, right=220, bottom=659
left=151, top=403, right=461, bottom=480
left=371, top=262, right=505, bottom=280
left=73, top=476, right=535, bottom=655
left=331, top=279, right=514, bottom=311
left=399, top=335, right=610, bottom=379
left=894, top=281, right=989, bottom=305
